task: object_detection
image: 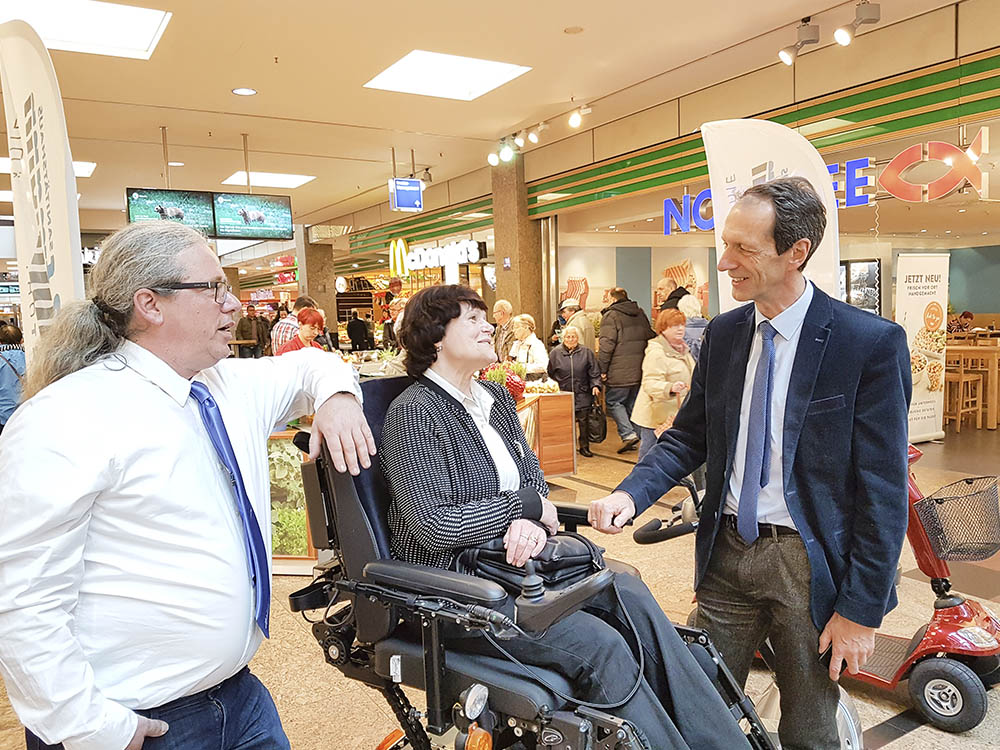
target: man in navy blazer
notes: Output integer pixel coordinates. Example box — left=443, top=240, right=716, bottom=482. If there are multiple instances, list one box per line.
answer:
left=590, top=177, right=911, bottom=750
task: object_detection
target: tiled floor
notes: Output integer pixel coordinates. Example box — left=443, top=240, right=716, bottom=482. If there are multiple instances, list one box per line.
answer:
left=1, top=424, right=998, bottom=749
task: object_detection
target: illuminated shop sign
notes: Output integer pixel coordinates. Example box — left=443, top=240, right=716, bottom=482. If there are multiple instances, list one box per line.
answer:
left=388, top=237, right=483, bottom=284
left=665, top=157, right=872, bottom=235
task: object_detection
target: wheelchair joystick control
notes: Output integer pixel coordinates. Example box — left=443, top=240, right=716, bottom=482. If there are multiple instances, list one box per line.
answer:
left=520, top=560, right=545, bottom=602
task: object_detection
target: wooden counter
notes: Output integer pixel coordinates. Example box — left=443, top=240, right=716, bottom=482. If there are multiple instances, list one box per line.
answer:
left=516, top=391, right=576, bottom=477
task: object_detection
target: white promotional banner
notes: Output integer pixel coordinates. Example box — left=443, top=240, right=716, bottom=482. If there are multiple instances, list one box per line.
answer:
left=701, top=119, right=840, bottom=313
left=895, top=253, right=949, bottom=443
left=0, top=20, right=84, bottom=356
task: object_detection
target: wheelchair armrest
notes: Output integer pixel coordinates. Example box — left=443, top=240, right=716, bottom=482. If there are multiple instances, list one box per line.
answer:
left=363, top=560, right=508, bottom=606
left=514, top=567, right=615, bottom=633
left=554, top=501, right=590, bottom=532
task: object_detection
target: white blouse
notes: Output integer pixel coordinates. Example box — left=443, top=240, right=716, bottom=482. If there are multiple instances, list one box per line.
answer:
left=509, top=333, right=549, bottom=374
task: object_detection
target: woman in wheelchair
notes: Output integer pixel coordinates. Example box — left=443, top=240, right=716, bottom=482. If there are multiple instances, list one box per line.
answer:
left=380, top=285, right=751, bottom=750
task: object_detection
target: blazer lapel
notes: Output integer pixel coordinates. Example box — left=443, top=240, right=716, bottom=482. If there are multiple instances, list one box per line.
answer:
left=782, top=288, right=833, bottom=487
left=724, top=305, right=755, bottom=477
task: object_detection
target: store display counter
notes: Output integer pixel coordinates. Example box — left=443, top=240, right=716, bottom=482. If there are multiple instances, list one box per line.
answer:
left=516, top=392, right=576, bottom=477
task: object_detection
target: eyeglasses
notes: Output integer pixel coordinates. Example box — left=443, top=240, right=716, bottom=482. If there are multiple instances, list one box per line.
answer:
left=152, top=281, right=233, bottom=304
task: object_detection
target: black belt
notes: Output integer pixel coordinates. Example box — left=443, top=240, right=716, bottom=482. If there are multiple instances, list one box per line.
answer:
left=722, top=513, right=798, bottom=539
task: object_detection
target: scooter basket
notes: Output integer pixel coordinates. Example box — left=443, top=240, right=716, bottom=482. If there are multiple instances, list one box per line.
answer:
left=914, top=476, right=1000, bottom=561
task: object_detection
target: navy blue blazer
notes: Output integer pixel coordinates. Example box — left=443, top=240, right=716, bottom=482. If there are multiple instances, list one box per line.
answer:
left=617, top=285, right=912, bottom=630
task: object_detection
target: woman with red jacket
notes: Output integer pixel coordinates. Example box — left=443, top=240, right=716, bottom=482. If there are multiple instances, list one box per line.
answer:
left=276, top=308, right=326, bottom=355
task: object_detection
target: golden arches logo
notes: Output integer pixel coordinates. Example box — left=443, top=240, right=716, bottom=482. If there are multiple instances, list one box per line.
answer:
left=389, top=238, right=409, bottom=277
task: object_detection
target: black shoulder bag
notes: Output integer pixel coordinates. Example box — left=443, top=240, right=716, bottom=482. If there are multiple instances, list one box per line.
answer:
left=454, top=530, right=605, bottom=596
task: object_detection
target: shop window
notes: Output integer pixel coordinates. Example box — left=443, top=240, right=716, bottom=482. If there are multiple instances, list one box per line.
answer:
left=840, top=259, right=881, bottom=314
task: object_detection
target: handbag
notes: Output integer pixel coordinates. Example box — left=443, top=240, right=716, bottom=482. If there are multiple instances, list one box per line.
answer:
left=454, top=530, right=606, bottom=597
left=587, top=401, right=607, bottom=444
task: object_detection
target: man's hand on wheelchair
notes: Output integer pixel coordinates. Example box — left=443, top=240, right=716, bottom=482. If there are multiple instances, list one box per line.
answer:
left=588, top=491, right=635, bottom=534
left=311, top=392, right=377, bottom=475
left=504, top=519, right=548, bottom=567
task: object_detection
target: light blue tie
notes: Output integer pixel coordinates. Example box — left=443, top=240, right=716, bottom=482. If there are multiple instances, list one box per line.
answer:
left=737, top=321, right=778, bottom=544
left=190, top=381, right=271, bottom=637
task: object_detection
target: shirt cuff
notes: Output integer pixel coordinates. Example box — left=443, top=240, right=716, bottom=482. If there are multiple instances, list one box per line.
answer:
left=517, top=487, right=543, bottom=520
left=63, top=703, right=137, bottom=750
left=313, top=366, right=363, bottom=411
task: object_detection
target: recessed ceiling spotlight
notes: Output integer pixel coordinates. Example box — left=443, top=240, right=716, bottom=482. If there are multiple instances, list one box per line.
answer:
left=232, top=87, right=257, bottom=96
left=352, top=263, right=359, bottom=268
left=646, top=218, right=654, bottom=222
left=254, top=266, right=264, bottom=270
left=958, top=208, right=967, bottom=213
left=920, top=228, right=927, bottom=232
left=378, top=259, right=385, bottom=263
left=834, top=1, right=881, bottom=47
left=779, top=18, right=819, bottom=65
left=946, top=230, right=952, bottom=233
left=609, top=225, right=616, bottom=229
left=238, top=268, right=248, bottom=275
left=983, top=231, right=989, bottom=235
left=563, top=26, right=584, bottom=34
left=168, top=161, right=184, bottom=167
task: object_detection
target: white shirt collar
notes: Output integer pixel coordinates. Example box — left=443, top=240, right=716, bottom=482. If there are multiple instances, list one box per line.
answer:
left=424, top=366, right=476, bottom=406
left=754, top=279, right=814, bottom=342
left=118, top=339, right=197, bottom=407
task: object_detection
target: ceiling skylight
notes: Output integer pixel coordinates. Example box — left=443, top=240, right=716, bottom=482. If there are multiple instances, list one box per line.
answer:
left=364, top=50, right=531, bottom=101
left=0, top=158, right=96, bottom=177
left=0, top=1, right=171, bottom=60
left=221, top=171, right=315, bottom=189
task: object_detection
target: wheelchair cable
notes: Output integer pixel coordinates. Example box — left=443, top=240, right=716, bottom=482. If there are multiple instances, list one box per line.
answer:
left=482, top=578, right=647, bottom=711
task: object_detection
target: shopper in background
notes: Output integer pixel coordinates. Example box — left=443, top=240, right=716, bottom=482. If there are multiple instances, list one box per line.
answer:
left=491, top=299, right=515, bottom=362
left=276, top=308, right=327, bottom=355
left=382, top=284, right=751, bottom=750
left=509, top=313, right=548, bottom=374
left=631, top=309, right=695, bottom=460
left=589, top=177, right=911, bottom=750
left=678, top=293, right=709, bottom=362
left=547, top=326, right=601, bottom=457
left=660, top=283, right=691, bottom=311
left=270, top=295, right=317, bottom=352
left=598, top=287, right=655, bottom=453
left=312, top=310, right=336, bottom=352
left=364, top=312, right=376, bottom=349
left=0, top=324, right=26, bottom=437
left=947, top=310, right=975, bottom=333
left=382, top=297, right=407, bottom=350
left=234, top=305, right=269, bottom=359
left=0, top=221, right=374, bottom=750
left=547, top=307, right=567, bottom=350
left=560, top=298, right=596, bottom=351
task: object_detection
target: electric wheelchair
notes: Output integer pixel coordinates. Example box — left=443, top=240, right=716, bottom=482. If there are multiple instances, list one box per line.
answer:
left=288, top=377, right=776, bottom=749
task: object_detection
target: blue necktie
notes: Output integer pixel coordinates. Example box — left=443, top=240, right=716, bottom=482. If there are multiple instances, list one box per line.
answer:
left=189, top=381, right=271, bottom=637
left=737, top=321, right=778, bottom=544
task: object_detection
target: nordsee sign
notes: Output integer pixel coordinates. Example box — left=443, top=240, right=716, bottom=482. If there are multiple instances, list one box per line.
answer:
left=664, top=157, right=872, bottom=234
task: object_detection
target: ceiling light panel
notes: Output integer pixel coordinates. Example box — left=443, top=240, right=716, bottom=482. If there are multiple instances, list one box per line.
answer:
left=364, top=49, right=531, bottom=101
left=221, top=171, right=315, bottom=189
left=0, top=1, right=171, bottom=60
left=0, top=158, right=96, bottom=177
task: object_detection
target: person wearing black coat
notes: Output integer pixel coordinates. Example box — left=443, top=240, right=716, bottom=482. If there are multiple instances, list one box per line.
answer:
left=346, top=312, right=369, bottom=351
left=660, top=285, right=691, bottom=310
left=547, top=326, right=602, bottom=456
left=598, top=288, right=655, bottom=453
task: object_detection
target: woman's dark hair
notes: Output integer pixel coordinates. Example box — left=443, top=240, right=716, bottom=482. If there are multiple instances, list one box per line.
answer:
left=739, top=177, right=826, bottom=271
left=399, top=284, right=487, bottom=377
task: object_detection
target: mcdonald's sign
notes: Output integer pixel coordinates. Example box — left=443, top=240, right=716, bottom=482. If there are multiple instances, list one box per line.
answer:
left=389, top=237, right=409, bottom=278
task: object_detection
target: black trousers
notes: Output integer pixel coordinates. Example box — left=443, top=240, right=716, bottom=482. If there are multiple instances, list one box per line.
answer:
left=454, top=572, right=750, bottom=749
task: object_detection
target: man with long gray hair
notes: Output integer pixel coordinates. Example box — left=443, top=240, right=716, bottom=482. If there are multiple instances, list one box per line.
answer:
left=0, top=222, right=376, bottom=750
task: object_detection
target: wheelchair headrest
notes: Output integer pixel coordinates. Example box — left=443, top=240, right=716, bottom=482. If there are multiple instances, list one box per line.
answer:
left=352, top=376, right=413, bottom=559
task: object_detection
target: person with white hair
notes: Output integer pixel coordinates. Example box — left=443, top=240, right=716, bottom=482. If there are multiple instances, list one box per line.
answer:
left=677, top=292, right=709, bottom=361
left=509, top=313, right=549, bottom=374
left=491, top=299, right=515, bottom=361
left=0, top=221, right=375, bottom=750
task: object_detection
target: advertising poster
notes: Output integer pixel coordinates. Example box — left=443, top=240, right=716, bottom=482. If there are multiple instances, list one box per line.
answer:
left=126, top=187, right=216, bottom=235
left=701, top=119, right=840, bottom=313
left=895, top=253, right=949, bottom=442
left=0, top=20, right=84, bottom=356
left=214, top=193, right=293, bottom=240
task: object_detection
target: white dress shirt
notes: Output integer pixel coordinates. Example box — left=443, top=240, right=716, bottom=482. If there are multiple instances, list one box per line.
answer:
left=509, top=333, right=549, bottom=374
left=0, top=340, right=360, bottom=750
left=424, top=367, right=520, bottom=492
left=724, top=280, right=814, bottom=528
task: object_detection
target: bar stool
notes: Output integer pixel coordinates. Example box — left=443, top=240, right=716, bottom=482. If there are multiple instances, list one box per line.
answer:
left=944, top=353, right=982, bottom=432
left=963, top=351, right=992, bottom=423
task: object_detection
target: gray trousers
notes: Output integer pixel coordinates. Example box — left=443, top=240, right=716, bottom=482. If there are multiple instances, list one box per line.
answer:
left=696, top=522, right=841, bottom=750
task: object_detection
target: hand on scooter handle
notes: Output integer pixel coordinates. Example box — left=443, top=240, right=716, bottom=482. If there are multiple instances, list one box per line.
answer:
left=588, top=491, right=635, bottom=534
left=818, top=611, right=876, bottom=681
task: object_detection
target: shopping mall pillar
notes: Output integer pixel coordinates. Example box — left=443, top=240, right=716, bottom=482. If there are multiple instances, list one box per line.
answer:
left=491, top=155, right=542, bottom=327
left=223, top=267, right=241, bottom=300
left=303, top=241, right=339, bottom=333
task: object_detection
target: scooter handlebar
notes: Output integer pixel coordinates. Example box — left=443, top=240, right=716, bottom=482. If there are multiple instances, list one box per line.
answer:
left=632, top=519, right=698, bottom=545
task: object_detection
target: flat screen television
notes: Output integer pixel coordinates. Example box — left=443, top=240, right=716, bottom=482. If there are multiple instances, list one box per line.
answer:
left=126, top=188, right=216, bottom=235
left=213, top=192, right=293, bottom=240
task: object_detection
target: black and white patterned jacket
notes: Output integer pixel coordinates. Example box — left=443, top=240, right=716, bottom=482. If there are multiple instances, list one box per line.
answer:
left=381, top=376, right=549, bottom=570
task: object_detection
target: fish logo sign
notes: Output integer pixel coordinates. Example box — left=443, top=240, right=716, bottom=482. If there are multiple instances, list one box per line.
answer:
left=878, top=127, right=989, bottom=202
left=389, top=238, right=409, bottom=278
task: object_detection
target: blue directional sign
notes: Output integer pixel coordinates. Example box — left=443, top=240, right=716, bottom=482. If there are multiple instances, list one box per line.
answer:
left=388, top=178, right=424, bottom=213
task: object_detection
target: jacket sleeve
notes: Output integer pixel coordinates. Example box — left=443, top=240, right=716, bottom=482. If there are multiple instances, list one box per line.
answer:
left=615, top=323, right=712, bottom=516
left=835, top=324, right=912, bottom=628
left=380, top=399, right=542, bottom=554
left=587, top=350, right=602, bottom=391
left=235, top=317, right=250, bottom=340
left=597, top=314, right=617, bottom=374
left=639, top=347, right=674, bottom=403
